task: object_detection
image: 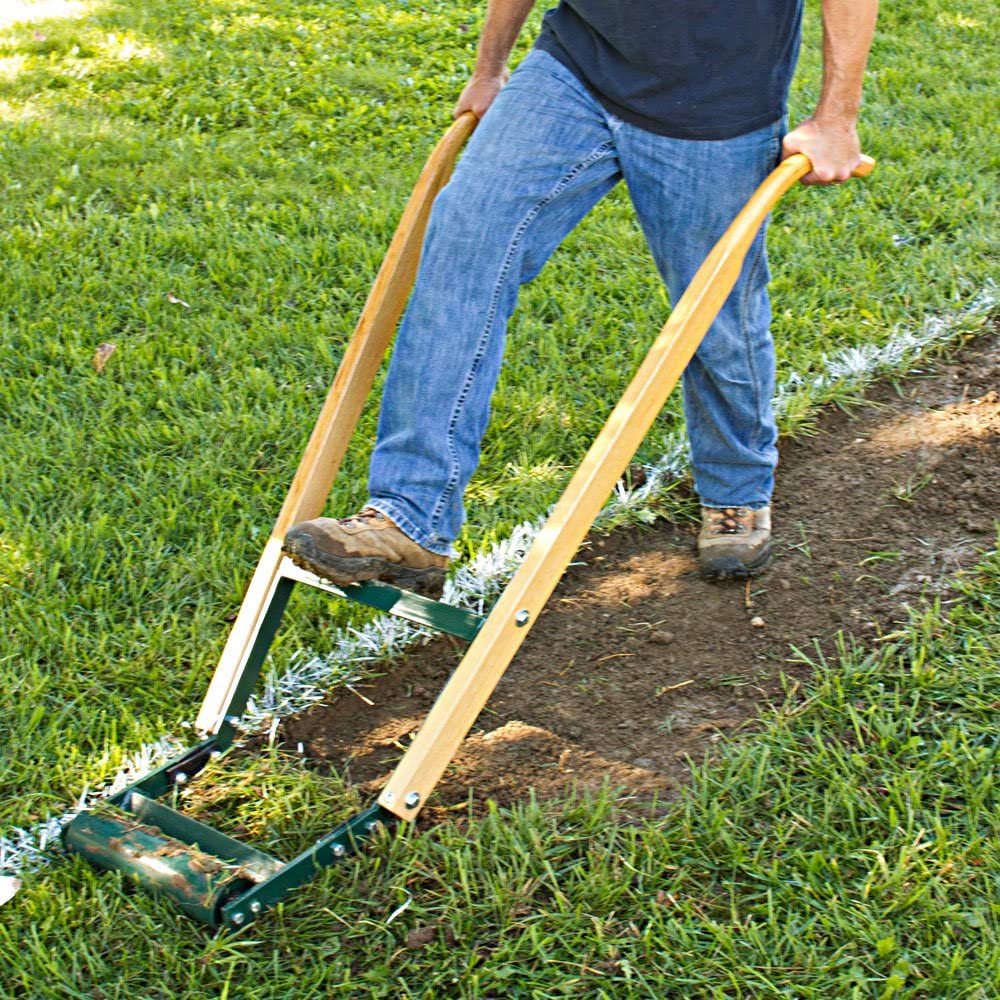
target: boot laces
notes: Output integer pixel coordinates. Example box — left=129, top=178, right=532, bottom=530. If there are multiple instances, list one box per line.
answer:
left=707, top=507, right=751, bottom=536
left=342, top=507, right=387, bottom=529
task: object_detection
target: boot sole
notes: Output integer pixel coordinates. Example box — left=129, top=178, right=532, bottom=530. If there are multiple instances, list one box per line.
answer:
left=698, top=540, right=774, bottom=581
left=283, top=544, right=446, bottom=600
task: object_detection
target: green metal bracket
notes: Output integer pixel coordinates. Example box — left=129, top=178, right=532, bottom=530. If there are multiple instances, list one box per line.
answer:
left=220, top=802, right=395, bottom=929
left=127, top=793, right=284, bottom=883
left=212, top=575, right=297, bottom=748
left=280, top=558, right=484, bottom=641
left=105, top=739, right=221, bottom=805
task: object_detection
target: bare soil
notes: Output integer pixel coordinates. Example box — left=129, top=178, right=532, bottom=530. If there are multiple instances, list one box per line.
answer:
left=268, top=333, right=999, bottom=824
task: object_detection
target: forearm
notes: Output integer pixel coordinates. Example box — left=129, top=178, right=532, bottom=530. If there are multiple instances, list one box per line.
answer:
left=782, top=0, right=878, bottom=182
left=472, top=0, right=537, bottom=78
left=814, top=0, right=879, bottom=125
left=455, top=0, right=537, bottom=118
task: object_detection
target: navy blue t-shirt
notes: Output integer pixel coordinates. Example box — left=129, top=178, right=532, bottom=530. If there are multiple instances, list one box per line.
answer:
left=535, top=1, right=803, bottom=140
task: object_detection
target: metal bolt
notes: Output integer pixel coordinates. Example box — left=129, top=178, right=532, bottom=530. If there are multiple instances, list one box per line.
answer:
left=404, top=792, right=421, bottom=809
left=365, top=821, right=381, bottom=834
left=231, top=913, right=245, bottom=926
left=331, top=844, right=346, bottom=858
left=250, top=902, right=262, bottom=915
left=173, top=771, right=188, bottom=785
left=515, top=610, right=530, bottom=627
left=382, top=790, right=395, bottom=803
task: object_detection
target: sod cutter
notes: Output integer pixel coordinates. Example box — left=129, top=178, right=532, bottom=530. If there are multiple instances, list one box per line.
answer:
left=63, top=112, right=873, bottom=928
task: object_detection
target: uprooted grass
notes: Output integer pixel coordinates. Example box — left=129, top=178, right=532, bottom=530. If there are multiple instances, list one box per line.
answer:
left=2, top=547, right=998, bottom=997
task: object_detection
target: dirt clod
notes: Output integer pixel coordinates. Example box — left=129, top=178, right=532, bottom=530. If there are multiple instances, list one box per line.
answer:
left=406, top=926, right=437, bottom=949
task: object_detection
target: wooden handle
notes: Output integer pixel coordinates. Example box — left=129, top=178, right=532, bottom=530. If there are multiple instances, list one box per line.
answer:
left=784, top=151, right=876, bottom=181
left=195, top=114, right=476, bottom=734
left=853, top=154, right=876, bottom=178
left=379, top=148, right=874, bottom=819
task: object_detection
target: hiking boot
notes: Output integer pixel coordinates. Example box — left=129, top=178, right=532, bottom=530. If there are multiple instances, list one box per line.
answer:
left=283, top=507, right=449, bottom=598
left=697, top=506, right=773, bottom=580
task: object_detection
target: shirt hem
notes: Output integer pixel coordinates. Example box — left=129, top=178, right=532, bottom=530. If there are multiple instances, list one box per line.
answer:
left=534, top=36, right=786, bottom=142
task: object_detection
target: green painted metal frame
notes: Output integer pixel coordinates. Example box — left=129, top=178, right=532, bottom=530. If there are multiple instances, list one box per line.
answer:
left=281, top=558, right=484, bottom=642
left=220, top=803, right=395, bottom=928
left=63, top=566, right=479, bottom=927
left=63, top=805, right=259, bottom=924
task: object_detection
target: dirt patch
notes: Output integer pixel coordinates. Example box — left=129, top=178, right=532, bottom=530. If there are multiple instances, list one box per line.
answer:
left=268, top=333, right=999, bottom=821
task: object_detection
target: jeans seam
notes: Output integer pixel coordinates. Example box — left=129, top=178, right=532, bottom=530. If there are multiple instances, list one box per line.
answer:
left=737, top=229, right=768, bottom=453
left=429, top=140, right=616, bottom=534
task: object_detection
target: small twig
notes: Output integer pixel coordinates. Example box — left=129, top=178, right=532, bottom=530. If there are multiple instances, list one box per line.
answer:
left=743, top=578, right=752, bottom=609
left=595, top=652, right=634, bottom=664
left=655, top=679, right=695, bottom=697
left=345, top=683, right=375, bottom=706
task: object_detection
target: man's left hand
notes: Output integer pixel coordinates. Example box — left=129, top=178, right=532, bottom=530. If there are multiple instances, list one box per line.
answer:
left=781, top=116, right=862, bottom=185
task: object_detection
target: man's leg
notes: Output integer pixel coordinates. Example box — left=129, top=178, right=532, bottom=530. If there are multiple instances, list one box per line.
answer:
left=617, top=118, right=784, bottom=577
left=285, top=51, right=623, bottom=594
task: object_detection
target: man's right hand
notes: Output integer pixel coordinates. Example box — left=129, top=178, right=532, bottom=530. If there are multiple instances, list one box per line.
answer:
left=453, top=70, right=510, bottom=120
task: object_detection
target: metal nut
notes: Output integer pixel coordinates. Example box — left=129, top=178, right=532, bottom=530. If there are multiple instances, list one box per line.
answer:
left=173, top=771, right=188, bottom=785
left=231, top=913, right=245, bottom=926
left=331, top=844, right=346, bottom=858
left=404, top=792, right=421, bottom=809
left=250, top=902, right=262, bottom=915
left=515, top=610, right=530, bottom=627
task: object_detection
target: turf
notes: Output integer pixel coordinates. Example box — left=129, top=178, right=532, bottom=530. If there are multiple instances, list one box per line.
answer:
left=3, top=550, right=998, bottom=997
left=0, top=0, right=998, bottom=994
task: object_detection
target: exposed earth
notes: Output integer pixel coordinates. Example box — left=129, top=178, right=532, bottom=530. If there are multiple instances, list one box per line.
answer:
left=257, top=332, right=999, bottom=825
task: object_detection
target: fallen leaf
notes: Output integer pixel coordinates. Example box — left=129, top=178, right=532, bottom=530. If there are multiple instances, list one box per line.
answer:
left=0, top=876, right=20, bottom=907
left=167, top=291, right=191, bottom=309
left=91, top=343, right=117, bottom=372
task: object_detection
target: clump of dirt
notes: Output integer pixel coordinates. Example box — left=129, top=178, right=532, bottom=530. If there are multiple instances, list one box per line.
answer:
left=268, top=333, right=999, bottom=822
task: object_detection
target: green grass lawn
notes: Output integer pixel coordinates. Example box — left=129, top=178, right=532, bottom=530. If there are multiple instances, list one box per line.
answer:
left=1, top=0, right=998, bottom=994
left=3, top=551, right=998, bottom=997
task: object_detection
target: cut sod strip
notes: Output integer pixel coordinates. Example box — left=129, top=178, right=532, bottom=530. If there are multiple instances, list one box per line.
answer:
left=0, top=286, right=995, bottom=877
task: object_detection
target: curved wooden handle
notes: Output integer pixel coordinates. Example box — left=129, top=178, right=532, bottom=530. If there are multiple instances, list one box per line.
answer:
left=379, top=144, right=875, bottom=819
left=721, top=152, right=876, bottom=263
left=781, top=151, right=876, bottom=183
left=197, top=115, right=475, bottom=734
left=853, top=153, right=877, bottom=178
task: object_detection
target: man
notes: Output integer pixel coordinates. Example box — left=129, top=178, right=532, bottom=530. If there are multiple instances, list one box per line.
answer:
left=284, top=0, right=878, bottom=597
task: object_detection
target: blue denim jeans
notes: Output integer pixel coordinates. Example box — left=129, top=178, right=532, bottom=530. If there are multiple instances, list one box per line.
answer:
left=368, top=49, right=782, bottom=556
